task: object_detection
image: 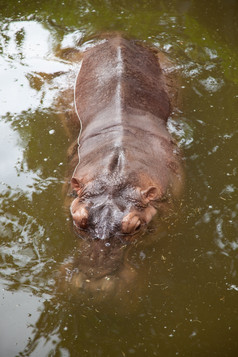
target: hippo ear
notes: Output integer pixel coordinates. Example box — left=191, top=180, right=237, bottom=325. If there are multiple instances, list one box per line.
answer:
left=71, top=177, right=84, bottom=196
left=141, top=186, right=159, bottom=203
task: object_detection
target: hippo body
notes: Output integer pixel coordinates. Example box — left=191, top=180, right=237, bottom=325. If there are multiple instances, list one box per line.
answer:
left=70, top=36, right=183, bottom=240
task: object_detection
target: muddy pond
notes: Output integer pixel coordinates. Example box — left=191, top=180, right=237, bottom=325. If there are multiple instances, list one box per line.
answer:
left=0, top=0, right=238, bottom=356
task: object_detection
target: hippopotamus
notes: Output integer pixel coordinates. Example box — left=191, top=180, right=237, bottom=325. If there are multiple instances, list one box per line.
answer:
left=58, top=35, right=183, bottom=296
left=69, top=35, right=183, bottom=241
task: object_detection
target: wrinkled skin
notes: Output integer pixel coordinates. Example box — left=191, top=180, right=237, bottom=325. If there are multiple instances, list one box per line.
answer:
left=70, top=174, right=158, bottom=240
left=70, top=35, right=183, bottom=241
left=58, top=35, right=183, bottom=296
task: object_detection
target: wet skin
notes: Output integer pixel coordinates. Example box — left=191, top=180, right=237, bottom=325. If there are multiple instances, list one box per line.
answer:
left=70, top=35, right=183, bottom=241
left=59, top=35, right=183, bottom=294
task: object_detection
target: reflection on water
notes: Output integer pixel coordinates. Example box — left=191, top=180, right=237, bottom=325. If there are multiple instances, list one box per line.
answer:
left=0, top=0, right=238, bottom=356
left=0, top=289, right=49, bottom=357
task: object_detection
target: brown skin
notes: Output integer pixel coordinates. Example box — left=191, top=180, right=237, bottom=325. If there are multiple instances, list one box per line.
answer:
left=58, top=35, right=183, bottom=296
left=70, top=36, right=183, bottom=240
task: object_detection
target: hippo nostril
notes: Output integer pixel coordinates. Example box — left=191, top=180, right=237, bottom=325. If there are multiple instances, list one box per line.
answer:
left=71, top=205, right=88, bottom=229
left=135, top=222, right=141, bottom=231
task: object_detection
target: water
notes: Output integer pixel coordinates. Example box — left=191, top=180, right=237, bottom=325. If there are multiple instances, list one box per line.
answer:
left=0, top=0, right=238, bottom=356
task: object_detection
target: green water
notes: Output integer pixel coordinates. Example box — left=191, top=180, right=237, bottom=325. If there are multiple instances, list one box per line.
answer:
left=0, top=0, right=238, bottom=356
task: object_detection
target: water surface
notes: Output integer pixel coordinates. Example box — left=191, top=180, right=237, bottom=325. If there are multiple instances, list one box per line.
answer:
left=0, top=0, right=238, bottom=356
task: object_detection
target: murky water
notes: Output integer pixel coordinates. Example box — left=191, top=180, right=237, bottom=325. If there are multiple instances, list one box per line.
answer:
left=0, top=0, right=238, bottom=356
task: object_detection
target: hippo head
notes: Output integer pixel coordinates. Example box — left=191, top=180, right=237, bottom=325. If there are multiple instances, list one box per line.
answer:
left=70, top=175, right=159, bottom=240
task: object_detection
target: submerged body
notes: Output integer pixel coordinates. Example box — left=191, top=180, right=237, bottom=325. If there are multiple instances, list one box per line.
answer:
left=70, top=36, right=183, bottom=240
left=58, top=35, right=183, bottom=297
